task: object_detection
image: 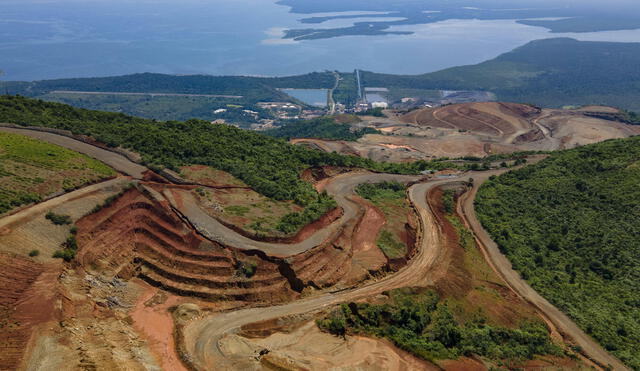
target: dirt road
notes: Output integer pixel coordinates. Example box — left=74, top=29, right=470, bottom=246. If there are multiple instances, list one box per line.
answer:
left=0, top=177, right=128, bottom=231
left=459, top=172, right=628, bottom=371
left=166, top=172, right=420, bottom=256
left=0, top=126, right=148, bottom=178
left=182, top=177, right=455, bottom=370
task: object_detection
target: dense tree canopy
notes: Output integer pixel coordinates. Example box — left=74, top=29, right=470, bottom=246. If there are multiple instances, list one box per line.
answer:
left=476, top=136, right=640, bottom=369
left=266, top=117, right=378, bottom=141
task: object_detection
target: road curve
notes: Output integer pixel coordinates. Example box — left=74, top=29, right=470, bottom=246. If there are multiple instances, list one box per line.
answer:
left=167, top=172, right=420, bottom=256
left=183, top=177, right=455, bottom=370
left=0, top=126, right=148, bottom=178
left=460, top=171, right=628, bottom=371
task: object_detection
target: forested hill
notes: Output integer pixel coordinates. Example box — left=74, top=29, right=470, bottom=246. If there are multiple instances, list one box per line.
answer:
left=362, top=38, right=640, bottom=111
left=0, top=72, right=335, bottom=99
left=0, top=95, right=445, bottom=205
left=475, top=136, right=640, bottom=369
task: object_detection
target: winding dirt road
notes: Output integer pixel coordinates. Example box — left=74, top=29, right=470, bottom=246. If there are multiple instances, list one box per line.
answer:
left=183, top=178, right=455, bottom=370
left=166, top=172, right=420, bottom=256
left=459, top=172, right=628, bottom=371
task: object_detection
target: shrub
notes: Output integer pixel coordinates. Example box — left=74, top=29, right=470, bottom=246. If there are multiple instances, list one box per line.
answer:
left=53, top=249, right=75, bottom=261
left=28, top=249, right=40, bottom=257
left=236, top=261, right=257, bottom=278
left=45, top=211, right=72, bottom=225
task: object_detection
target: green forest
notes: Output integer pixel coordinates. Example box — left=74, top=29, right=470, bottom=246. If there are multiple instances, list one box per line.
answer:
left=267, top=117, right=378, bottom=141
left=0, top=72, right=336, bottom=123
left=362, top=38, right=640, bottom=111
left=0, top=72, right=335, bottom=99
left=317, top=288, right=561, bottom=363
left=475, top=137, right=640, bottom=369
left=0, top=96, right=451, bottom=207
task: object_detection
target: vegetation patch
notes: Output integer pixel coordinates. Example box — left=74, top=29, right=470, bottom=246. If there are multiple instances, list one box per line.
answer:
left=318, top=187, right=568, bottom=366
left=192, top=185, right=303, bottom=238
left=317, top=288, right=562, bottom=364
left=0, top=131, right=115, bottom=215
left=235, top=260, right=257, bottom=278
left=45, top=211, right=72, bottom=225
left=476, top=136, right=640, bottom=369
left=356, top=181, right=409, bottom=259
left=180, top=165, right=247, bottom=187
left=266, top=117, right=378, bottom=141
left=53, top=235, right=78, bottom=262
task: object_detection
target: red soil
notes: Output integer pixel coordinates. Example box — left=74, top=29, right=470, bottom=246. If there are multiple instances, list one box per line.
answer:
left=75, top=187, right=297, bottom=306
left=289, top=207, right=343, bottom=244
left=428, top=186, right=544, bottom=328
left=346, top=196, right=388, bottom=282
left=0, top=254, right=61, bottom=370
left=72, top=184, right=379, bottom=309
left=130, top=285, right=187, bottom=371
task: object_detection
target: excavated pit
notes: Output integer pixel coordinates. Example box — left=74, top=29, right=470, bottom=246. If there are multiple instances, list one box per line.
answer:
left=74, top=182, right=411, bottom=308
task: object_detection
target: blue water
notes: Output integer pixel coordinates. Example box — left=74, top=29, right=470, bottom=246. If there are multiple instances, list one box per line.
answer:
left=1, top=0, right=640, bottom=81
left=281, top=89, right=328, bottom=107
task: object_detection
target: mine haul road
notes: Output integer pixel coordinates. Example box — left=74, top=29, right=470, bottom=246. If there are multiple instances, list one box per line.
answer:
left=0, top=126, right=626, bottom=370
left=183, top=178, right=454, bottom=370
left=167, top=172, right=420, bottom=256
left=184, top=171, right=628, bottom=370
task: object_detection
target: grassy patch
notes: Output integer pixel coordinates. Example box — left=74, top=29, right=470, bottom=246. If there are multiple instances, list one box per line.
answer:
left=0, top=131, right=115, bottom=215
left=376, top=230, right=406, bottom=259
left=225, top=205, right=250, bottom=217
left=356, top=181, right=410, bottom=259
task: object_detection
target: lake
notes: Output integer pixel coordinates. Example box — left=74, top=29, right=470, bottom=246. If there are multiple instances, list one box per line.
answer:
left=1, top=0, right=640, bottom=81
left=280, top=89, right=328, bottom=107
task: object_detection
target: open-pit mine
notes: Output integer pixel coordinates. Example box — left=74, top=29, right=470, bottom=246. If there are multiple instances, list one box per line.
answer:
left=0, top=123, right=629, bottom=371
